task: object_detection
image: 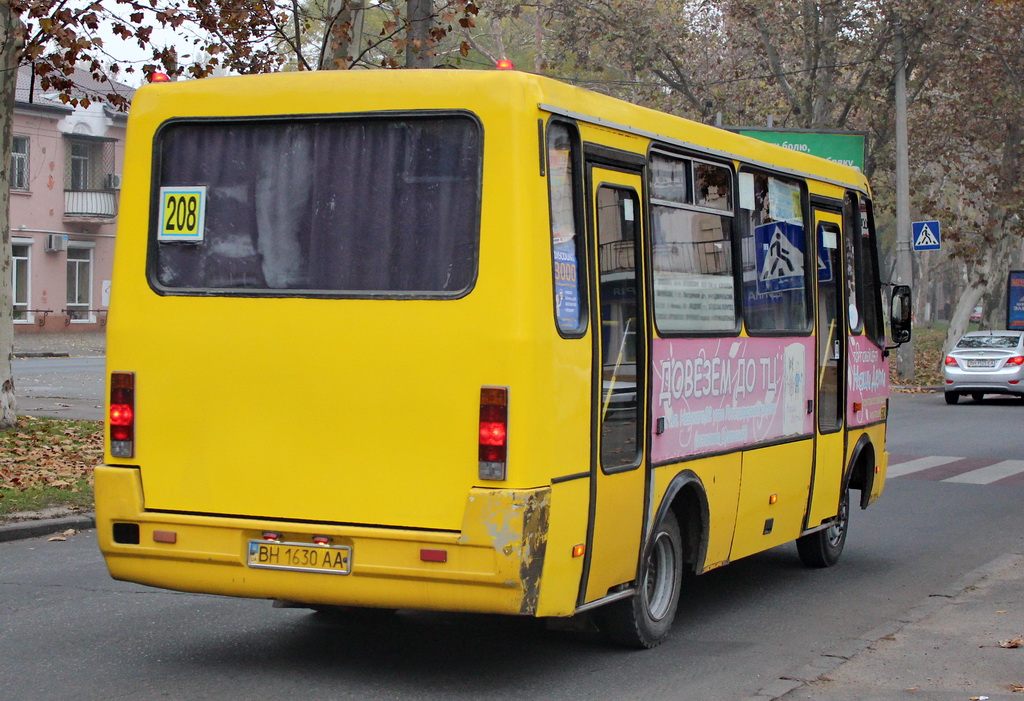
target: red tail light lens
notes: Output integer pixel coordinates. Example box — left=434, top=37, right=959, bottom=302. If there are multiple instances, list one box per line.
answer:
left=479, top=387, right=508, bottom=481
left=109, top=372, right=135, bottom=458
left=944, top=356, right=958, bottom=366
left=1007, top=356, right=1024, bottom=366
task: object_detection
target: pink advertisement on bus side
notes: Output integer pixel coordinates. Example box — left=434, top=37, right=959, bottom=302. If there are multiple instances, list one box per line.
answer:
left=846, top=335, right=889, bottom=426
left=651, top=337, right=815, bottom=463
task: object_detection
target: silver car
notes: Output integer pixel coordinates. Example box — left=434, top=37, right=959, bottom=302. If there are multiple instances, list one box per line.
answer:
left=943, top=330, right=1024, bottom=404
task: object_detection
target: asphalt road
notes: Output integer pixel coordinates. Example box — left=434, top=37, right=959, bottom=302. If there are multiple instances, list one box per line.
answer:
left=12, top=356, right=104, bottom=421
left=1, top=392, right=1023, bottom=699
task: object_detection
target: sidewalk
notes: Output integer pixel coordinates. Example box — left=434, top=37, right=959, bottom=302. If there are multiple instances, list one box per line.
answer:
left=755, top=553, right=1024, bottom=700
left=13, top=329, right=107, bottom=357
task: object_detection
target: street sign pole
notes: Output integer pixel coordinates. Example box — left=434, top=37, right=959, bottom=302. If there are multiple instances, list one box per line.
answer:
left=894, top=23, right=915, bottom=381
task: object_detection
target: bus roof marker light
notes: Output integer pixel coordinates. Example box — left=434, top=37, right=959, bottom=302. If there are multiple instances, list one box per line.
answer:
left=479, top=386, right=508, bottom=481
left=496, top=59, right=515, bottom=70
left=150, top=72, right=171, bottom=83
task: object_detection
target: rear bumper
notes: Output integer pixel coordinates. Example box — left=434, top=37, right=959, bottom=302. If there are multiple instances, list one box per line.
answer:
left=95, top=466, right=551, bottom=616
left=944, top=367, right=1024, bottom=395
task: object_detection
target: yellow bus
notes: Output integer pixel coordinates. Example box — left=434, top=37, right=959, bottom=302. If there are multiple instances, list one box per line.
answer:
left=96, top=68, right=911, bottom=648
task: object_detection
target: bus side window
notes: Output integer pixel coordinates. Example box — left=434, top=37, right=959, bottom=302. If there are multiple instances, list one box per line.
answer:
left=649, top=152, right=737, bottom=334
left=843, top=192, right=862, bottom=334
left=856, top=197, right=886, bottom=347
left=740, top=171, right=811, bottom=334
left=547, top=122, right=587, bottom=336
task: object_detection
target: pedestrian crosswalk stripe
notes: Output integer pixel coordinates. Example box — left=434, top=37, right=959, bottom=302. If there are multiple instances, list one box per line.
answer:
left=943, top=459, right=1024, bottom=485
left=888, top=455, right=1024, bottom=484
left=887, top=455, right=961, bottom=478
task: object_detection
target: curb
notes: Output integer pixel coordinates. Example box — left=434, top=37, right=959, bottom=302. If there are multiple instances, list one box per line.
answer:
left=13, top=352, right=72, bottom=358
left=0, top=513, right=96, bottom=543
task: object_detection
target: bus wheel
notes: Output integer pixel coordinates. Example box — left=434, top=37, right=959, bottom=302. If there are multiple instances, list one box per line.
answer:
left=797, top=489, right=849, bottom=568
left=597, top=510, right=682, bottom=649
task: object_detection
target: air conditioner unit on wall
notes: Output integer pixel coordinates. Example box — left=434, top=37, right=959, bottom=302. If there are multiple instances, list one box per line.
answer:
left=45, top=234, right=68, bottom=252
left=105, top=173, right=122, bottom=189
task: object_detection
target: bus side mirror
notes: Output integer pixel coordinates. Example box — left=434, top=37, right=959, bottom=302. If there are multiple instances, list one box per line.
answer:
left=889, top=285, right=912, bottom=346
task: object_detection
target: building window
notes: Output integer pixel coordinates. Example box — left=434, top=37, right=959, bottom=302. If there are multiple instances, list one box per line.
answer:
left=66, top=246, right=93, bottom=322
left=64, top=137, right=114, bottom=191
left=13, top=243, right=30, bottom=323
left=11, top=136, right=29, bottom=190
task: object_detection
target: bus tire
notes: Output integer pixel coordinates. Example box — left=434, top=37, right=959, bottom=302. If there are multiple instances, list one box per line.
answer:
left=797, top=489, right=849, bottom=568
left=597, top=510, right=682, bottom=649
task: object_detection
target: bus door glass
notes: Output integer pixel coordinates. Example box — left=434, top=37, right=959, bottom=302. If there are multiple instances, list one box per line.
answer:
left=807, top=208, right=846, bottom=527
left=582, top=168, right=647, bottom=605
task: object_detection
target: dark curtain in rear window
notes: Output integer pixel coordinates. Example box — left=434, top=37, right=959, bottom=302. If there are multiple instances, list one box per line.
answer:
left=152, top=116, right=481, bottom=296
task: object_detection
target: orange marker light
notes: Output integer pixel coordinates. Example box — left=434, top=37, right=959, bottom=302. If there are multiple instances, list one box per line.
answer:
left=496, top=59, right=515, bottom=70
left=153, top=530, right=177, bottom=544
left=572, top=544, right=585, bottom=558
left=150, top=72, right=171, bottom=83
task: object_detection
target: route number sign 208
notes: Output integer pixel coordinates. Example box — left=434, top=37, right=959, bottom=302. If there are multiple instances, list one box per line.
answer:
left=158, top=186, right=207, bottom=242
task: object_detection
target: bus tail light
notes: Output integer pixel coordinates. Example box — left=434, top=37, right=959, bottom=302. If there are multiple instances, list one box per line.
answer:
left=109, top=372, right=135, bottom=458
left=479, top=386, right=508, bottom=481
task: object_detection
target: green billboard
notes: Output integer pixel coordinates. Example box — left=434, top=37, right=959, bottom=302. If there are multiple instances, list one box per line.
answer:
left=734, top=129, right=867, bottom=172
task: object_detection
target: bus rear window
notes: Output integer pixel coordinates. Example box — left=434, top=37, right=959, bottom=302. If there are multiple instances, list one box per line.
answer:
left=151, top=115, right=482, bottom=296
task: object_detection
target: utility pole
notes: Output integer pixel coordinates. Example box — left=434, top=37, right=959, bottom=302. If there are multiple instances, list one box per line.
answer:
left=894, top=20, right=915, bottom=380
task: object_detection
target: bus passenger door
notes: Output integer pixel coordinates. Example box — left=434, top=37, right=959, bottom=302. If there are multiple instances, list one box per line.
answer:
left=581, top=167, right=648, bottom=605
left=806, top=209, right=846, bottom=528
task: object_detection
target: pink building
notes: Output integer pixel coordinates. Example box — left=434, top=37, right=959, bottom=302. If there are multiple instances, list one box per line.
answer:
left=10, top=66, right=132, bottom=335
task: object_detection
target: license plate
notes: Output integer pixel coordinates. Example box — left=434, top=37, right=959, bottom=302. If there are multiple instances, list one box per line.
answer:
left=247, top=540, right=352, bottom=575
left=968, top=360, right=996, bottom=368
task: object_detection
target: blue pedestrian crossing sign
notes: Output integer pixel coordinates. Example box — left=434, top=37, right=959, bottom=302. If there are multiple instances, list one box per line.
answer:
left=754, top=221, right=805, bottom=295
left=912, top=220, right=941, bottom=251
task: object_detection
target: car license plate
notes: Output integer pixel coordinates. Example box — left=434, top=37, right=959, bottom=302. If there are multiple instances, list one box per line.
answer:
left=968, top=360, right=996, bottom=368
left=247, top=540, right=352, bottom=575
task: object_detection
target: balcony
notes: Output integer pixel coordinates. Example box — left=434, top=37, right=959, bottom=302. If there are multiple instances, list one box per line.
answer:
left=64, top=189, right=117, bottom=219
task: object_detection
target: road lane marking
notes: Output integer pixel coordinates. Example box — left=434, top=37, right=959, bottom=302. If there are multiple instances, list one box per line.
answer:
left=887, top=455, right=961, bottom=478
left=944, top=460, right=1024, bottom=485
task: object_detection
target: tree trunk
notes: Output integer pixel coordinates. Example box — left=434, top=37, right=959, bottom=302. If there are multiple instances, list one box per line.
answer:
left=942, top=234, right=1015, bottom=365
left=406, top=0, right=434, bottom=68
left=0, top=2, right=26, bottom=428
left=320, top=0, right=366, bottom=70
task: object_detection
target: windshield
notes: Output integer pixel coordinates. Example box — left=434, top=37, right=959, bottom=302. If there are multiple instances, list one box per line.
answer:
left=955, top=335, right=1021, bottom=350
left=151, top=115, right=482, bottom=297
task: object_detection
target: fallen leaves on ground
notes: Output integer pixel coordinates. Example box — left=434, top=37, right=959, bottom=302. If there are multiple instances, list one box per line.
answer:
left=999, top=635, right=1024, bottom=649
left=890, top=324, right=946, bottom=390
left=0, top=417, right=102, bottom=494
